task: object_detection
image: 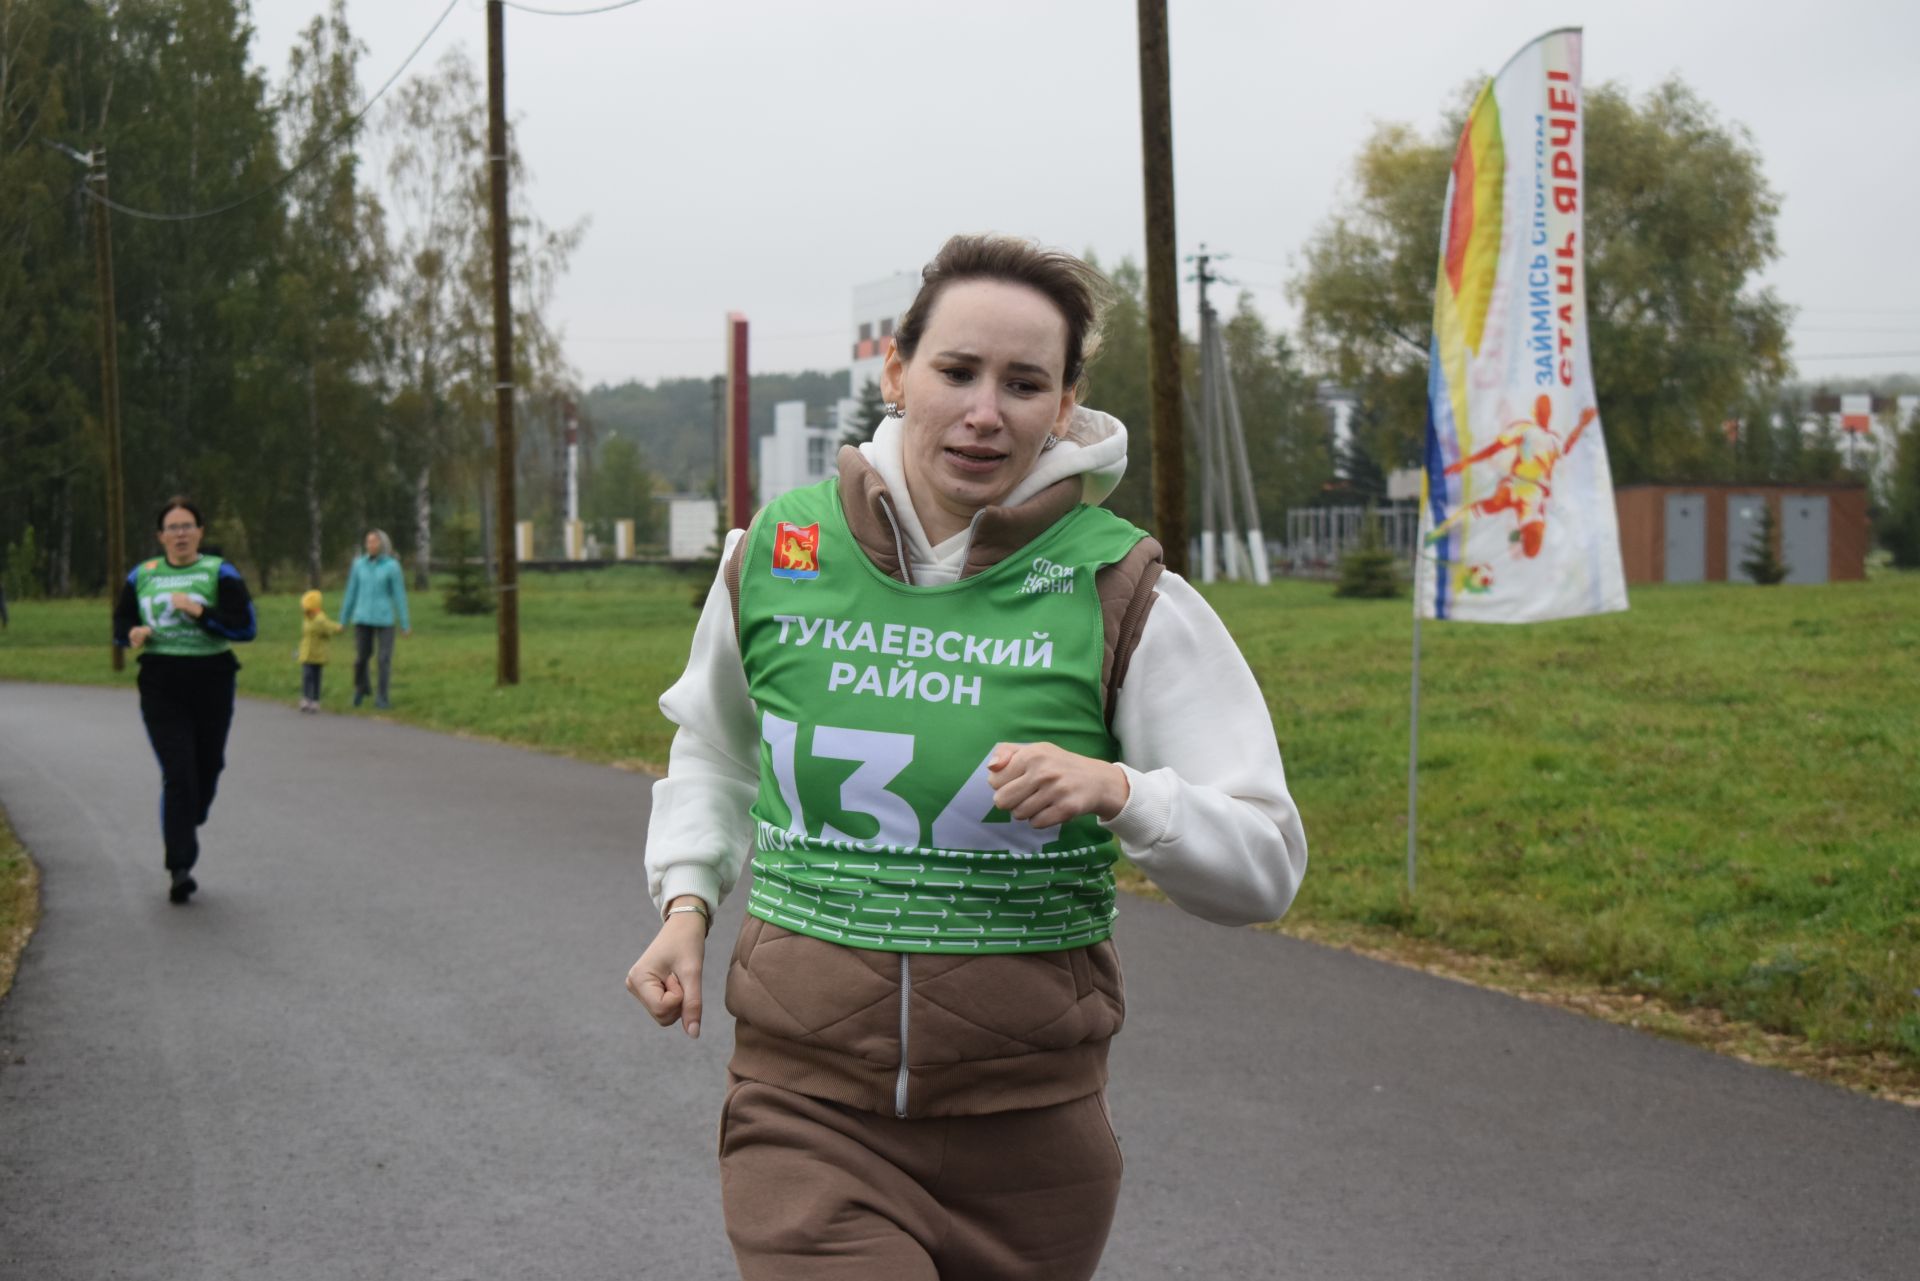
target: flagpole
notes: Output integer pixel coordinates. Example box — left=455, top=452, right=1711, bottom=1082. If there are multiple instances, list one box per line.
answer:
left=1407, top=606, right=1422, bottom=895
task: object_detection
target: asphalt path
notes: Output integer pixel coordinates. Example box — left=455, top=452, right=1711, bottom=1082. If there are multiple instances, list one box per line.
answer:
left=1, top=680, right=1915, bottom=1280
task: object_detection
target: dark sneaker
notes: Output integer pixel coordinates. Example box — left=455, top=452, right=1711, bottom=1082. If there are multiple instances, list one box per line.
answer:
left=168, top=873, right=198, bottom=905
left=353, top=691, right=365, bottom=708
left=374, top=698, right=391, bottom=710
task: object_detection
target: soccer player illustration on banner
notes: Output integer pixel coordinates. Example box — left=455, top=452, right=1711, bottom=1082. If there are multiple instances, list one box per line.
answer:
left=626, top=234, right=1308, bottom=1280
left=1425, top=392, right=1597, bottom=562
left=114, top=497, right=258, bottom=903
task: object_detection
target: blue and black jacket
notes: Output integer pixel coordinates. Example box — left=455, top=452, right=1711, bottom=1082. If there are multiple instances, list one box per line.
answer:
left=112, top=554, right=258, bottom=674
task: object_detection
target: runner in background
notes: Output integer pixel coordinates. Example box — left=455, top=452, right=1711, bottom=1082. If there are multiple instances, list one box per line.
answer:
left=113, top=497, right=257, bottom=903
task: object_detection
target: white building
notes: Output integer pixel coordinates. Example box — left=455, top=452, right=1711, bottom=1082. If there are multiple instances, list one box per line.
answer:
left=1801, top=393, right=1917, bottom=495
left=665, top=496, right=719, bottom=560
left=758, top=400, right=839, bottom=502
left=837, top=271, right=921, bottom=436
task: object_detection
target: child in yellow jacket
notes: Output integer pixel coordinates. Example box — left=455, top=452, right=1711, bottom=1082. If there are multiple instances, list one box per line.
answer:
left=298, top=589, right=345, bottom=713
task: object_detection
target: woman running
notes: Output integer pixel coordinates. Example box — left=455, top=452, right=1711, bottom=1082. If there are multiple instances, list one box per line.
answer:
left=628, top=234, right=1307, bottom=1279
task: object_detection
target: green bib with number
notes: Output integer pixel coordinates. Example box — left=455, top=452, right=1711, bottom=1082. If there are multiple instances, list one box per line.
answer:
left=134, top=555, right=229, bottom=657
left=738, top=479, right=1146, bottom=954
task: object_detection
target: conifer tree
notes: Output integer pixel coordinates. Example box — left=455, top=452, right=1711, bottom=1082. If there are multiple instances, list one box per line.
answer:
left=440, top=517, right=494, bottom=614
left=1882, top=412, right=1920, bottom=568
left=2, top=526, right=45, bottom=601
left=1335, top=508, right=1401, bottom=598
left=1740, top=502, right=1788, bottom=586
left=841, top=378, right=888, bottom=447
left=271, top=0, right=387, bottom=589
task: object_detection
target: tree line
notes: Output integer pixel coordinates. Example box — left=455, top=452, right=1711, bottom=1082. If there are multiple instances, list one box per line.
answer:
left=1, top=0, right=583, bottom=599
left=6, top=5, right=1914, bottom=602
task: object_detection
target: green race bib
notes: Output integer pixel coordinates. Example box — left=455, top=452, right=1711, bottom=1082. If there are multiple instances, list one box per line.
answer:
left=738, top=482, right=1145, bottom=954
left=133, top=556, right=230, bottom=658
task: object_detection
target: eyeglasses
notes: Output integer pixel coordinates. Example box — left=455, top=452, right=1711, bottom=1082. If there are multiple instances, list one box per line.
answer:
left=161, top=524, right=199, bottom=534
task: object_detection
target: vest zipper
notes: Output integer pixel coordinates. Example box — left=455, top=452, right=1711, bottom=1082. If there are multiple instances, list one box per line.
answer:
left=875, top=494, right=915, bottom=585
left=894, top=953, right=912, bottom=1118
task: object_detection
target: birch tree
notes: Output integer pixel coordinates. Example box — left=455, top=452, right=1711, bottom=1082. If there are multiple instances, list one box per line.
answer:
left=273, top=0, right=385, bottom=586
left=379, top=47, right=582, bottom=587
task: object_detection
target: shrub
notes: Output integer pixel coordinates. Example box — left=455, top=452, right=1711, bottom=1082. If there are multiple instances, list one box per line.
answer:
left=1335, top=510, right=1401, bottom=599
left=2, top=525, right=44, bottom=601
left=441, top=519, right=495, bottom=615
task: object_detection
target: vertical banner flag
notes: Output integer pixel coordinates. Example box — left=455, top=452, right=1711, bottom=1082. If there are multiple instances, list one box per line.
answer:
left=1416, top=28, right=1628, bottom=623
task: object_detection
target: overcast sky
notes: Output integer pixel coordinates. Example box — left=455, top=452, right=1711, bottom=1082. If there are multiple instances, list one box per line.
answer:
left=248, top=0, right=1920, bottom=391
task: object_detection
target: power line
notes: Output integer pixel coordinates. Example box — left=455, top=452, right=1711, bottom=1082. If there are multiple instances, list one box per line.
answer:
left=1224, top=253, right=1290, bottom=271
left=499, top=0, right=646, bottom=13
left=0, top=458, right=92, bottom=499
left=1795, top=350, right=1920, bottom=362
left=80, top=0, right=460, bottom=223
left=571, top=327, right=844, bottom=346
left=1792, top=325, right=1920, bottom=336
left=1793, top=306, right=1920, bottom=317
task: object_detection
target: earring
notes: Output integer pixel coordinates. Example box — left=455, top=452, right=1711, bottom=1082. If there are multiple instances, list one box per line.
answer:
left=883, top=401, right=905, bottom=419
left=1041, top=433, right=1061, bottom=451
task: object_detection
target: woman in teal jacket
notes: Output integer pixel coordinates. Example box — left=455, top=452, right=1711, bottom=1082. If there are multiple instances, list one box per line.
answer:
left=338, top=528, right=410, bottom=709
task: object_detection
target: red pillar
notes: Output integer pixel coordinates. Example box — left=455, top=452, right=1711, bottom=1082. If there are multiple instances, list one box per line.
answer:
left=725, top=313, right=751, bottom=530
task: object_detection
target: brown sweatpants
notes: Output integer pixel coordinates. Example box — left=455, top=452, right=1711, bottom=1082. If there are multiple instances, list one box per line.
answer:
left=718, top=1079, right=1124, bottom=1280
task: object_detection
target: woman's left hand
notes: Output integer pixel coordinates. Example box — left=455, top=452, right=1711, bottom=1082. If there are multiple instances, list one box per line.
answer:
left=168, top=592, right=203, bottom=618
left=987, top=742, right=1130, bottom=828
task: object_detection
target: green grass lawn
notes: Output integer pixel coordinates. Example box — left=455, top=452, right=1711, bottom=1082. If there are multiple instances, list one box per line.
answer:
left=2, top=566, right=1915, bottom=1070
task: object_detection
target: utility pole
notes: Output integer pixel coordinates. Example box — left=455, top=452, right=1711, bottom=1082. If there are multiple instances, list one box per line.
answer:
left=724, top=314, right=751, bottom=532
left=564, top=397, right=580, bottom=528
left=47, top=136, right=127, bottom=656
left=710, top=374, right=726, bottom=497
left=1189, top=246, right=1224, bottom=581
left=710, top=373, right=728, bottom=559
left=1187, top=244, right=1270, bottom=587
left=1136, top=0, right=1186, bottom=575
left=90, top=150, right=126, bottom=672
left=1190, top=244, right=1216, bottom=320
left=486, top=1, right=519, bottom=685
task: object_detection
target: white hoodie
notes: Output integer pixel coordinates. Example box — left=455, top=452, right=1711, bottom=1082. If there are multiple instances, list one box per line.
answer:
left=645, top=409, right=1308, bottom=928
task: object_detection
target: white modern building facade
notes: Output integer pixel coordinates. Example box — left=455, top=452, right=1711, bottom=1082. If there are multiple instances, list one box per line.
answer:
left=836, top=271, right=920, bottom=437
left=741, top=270, right=925, bottom=510
left=758, top=400, right=839, bottom=502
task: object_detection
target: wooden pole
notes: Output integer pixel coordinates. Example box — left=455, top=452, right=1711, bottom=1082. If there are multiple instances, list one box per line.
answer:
left=90, top=151, right=125, bottom=672
left=486, top=1, right=519, bottom=685
left=1136, top=0, right=1186, bottom=574
left=725, top=315, right=751, bottom=531
left=1196, top=304, right=1218, bottom=582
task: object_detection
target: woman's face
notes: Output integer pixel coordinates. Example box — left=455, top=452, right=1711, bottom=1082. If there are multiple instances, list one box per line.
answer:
left=364, top=532, right=381, bottom=557
left=156, top=507, right=203, bottom=565
left=882, top=279, right=1076, bottom=535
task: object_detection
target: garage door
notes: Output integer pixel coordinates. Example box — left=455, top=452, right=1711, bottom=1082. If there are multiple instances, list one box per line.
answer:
left=1664, top=494, right=1705, bottom=582
left=1782, top=495, right=1829, bottom=585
